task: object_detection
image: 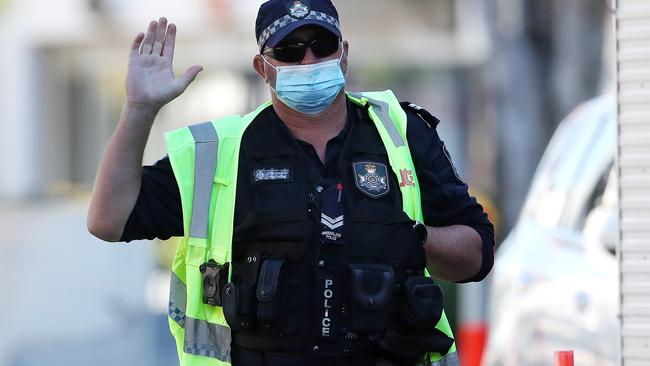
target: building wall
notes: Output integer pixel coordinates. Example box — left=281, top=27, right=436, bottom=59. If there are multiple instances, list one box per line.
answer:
left=616, top=0, right=650, bottom=364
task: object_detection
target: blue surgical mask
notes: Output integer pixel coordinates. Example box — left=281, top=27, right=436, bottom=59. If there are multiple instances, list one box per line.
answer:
left=263, top=51, right=346, bottom=115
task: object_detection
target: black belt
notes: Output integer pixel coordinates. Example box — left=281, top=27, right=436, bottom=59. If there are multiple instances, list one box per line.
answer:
left=232, top=332, right=382, bottom=355
left=232, top=334, right=304, bottom=352
left=231, top=349, right=383, bottom=366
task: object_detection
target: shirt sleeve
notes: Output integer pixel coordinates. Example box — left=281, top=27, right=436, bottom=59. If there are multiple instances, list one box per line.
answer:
left=119, top=156, right=184, bottom=242
left=402, top=103, right=495, bottom=283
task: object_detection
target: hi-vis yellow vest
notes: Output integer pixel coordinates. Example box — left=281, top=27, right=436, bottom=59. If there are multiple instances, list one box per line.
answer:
left=164, top=90, right=459, bottom=366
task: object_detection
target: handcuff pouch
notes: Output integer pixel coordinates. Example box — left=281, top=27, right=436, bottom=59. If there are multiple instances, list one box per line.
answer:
left=348, top=263, right=394, bottom=331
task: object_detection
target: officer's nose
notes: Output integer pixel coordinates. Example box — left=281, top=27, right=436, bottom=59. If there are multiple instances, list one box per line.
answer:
left=301, top=47, right=318, bottom=65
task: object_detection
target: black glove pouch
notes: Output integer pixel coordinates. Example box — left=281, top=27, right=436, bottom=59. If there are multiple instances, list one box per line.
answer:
left=378, top=276, right=452, bottom=358
left=348, top=263, right=394, bottom=331
left=256, top=258, right=285, bottom=326
left=398, top=276, right=443, bottom=330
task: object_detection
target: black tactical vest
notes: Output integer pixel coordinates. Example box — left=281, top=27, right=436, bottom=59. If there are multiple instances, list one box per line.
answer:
left=224, top=107, right=437, bottom=362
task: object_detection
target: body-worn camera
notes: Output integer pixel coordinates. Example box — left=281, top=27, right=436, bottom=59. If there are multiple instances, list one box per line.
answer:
left=200, top=260, right=229, bottom=306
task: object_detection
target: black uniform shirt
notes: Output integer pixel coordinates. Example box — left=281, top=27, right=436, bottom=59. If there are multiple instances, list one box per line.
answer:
left=120, top=99, right=494, bottom=282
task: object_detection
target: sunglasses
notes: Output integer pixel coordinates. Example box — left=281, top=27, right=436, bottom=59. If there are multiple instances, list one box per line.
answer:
left=264, top=37, right=341, bottom=63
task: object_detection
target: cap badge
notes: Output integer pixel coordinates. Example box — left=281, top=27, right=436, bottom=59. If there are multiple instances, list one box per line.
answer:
left=289, top=0, right=310, bottom=19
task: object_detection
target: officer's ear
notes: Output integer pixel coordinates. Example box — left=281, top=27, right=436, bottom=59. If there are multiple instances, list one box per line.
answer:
left=253, top=54, right=274, bottom=84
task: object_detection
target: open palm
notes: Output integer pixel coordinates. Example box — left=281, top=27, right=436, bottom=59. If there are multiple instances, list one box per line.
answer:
left=126, top=17, right=202, bottom=110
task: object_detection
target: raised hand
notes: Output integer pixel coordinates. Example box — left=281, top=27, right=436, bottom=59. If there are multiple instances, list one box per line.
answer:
left=126, top=17, right=203, bottom=111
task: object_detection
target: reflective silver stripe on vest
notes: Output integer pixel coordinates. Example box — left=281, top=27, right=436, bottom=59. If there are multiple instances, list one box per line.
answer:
left=348, top=92, right=405, bottom=147
left=184, top=316, right=232, bottom=362
left=168, top=271, right=187, bottom=328
left=189, top=122, right=219, bottom=239
left=184, top=122, right=231, bottom=362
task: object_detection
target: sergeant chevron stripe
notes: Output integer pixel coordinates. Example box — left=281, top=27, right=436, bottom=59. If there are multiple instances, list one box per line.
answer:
left=321, top=213, right=344, bottom=229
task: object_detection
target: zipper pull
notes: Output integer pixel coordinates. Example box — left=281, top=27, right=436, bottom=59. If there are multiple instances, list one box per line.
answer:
left=336, top=183, right=344, bottom=203
left=308, top=192, right=315, bottom=213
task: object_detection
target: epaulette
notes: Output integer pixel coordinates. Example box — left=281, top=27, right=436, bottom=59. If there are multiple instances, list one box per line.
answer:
left=400, top=101, right=440, bottom=129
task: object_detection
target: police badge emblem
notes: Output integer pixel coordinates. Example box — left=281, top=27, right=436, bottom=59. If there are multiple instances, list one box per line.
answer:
left=353, top=162, right=390, bottom=198
left=288, top=0, right=310, bottom=19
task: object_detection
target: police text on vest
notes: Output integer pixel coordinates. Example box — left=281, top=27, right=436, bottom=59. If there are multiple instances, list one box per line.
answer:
left=322, top=278, right=334, bottom=337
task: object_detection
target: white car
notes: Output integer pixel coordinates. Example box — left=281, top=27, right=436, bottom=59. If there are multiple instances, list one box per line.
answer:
left=483, top=95, right=619, bottom=366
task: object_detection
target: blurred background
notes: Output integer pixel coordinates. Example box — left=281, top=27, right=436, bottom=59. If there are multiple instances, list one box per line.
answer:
left=0, top=0, right=628, bottom=365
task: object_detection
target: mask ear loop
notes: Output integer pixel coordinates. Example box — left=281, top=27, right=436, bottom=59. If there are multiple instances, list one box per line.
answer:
left=338, top=42, right=347, bottom=75
left=261, top=55, right=279, bottom=90
left=261, top=55, right=281, bottom=96
left=262, top=55, right=278, bottom=71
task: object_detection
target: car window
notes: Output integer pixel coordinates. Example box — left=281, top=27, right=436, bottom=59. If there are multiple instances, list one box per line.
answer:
left=522, top=96, right=616, bottom=230
left=583, top=167, right=618, bottom=253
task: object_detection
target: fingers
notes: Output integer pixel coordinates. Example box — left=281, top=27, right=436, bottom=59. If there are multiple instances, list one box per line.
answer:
left=141, top=20, right=158, bottom=54
left=130, top=32, right=145, bottom=58
left=162, top=23, right=177, bottom=62
left=139, top=18, right=173, bottom=57
left=178, top=65, right=203, bottom=91
left=152, top=17, right=167, bottom=56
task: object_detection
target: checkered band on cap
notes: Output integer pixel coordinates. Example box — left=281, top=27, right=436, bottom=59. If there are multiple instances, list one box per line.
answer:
left=257, top=11, right=341, bottom=50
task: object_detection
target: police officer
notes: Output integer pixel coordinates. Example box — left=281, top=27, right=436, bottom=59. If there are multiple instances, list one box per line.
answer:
left=88, top=1, right=494, bottom=365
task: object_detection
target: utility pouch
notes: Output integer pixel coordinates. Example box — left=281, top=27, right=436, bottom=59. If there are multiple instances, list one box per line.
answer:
left=256, top=258, right=285, bottom=325
left=223, top=282, right=249, bottom=331
left=348, top=263, right=394, bottom=331
left=222, top=252, right=262, bottom=330
left=239, top=252, right=262, bottom=321
left=398, top=276, right=443, bottom=330
left=379, top=328, right=454, bottom=358
left=200, top=260, right=229, bottom=307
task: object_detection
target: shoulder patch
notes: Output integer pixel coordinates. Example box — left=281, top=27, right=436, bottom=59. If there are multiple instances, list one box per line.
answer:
left=400, top=101, right=440, bottom=129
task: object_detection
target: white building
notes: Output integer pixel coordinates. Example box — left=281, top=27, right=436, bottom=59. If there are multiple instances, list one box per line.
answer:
left=615, top=0, right=650, bottom=365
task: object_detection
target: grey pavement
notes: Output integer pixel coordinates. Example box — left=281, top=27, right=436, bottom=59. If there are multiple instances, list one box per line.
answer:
left=0, top=197, right=178, bottom=366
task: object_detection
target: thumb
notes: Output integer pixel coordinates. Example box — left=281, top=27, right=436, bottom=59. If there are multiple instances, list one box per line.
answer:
left=177, top=65, right=203, bottom=91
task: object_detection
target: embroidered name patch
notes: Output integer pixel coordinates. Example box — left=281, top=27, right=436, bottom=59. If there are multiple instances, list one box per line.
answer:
left=252, top=168, right=293, bottom=183
left=352, top=161, right=390, bottom=198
